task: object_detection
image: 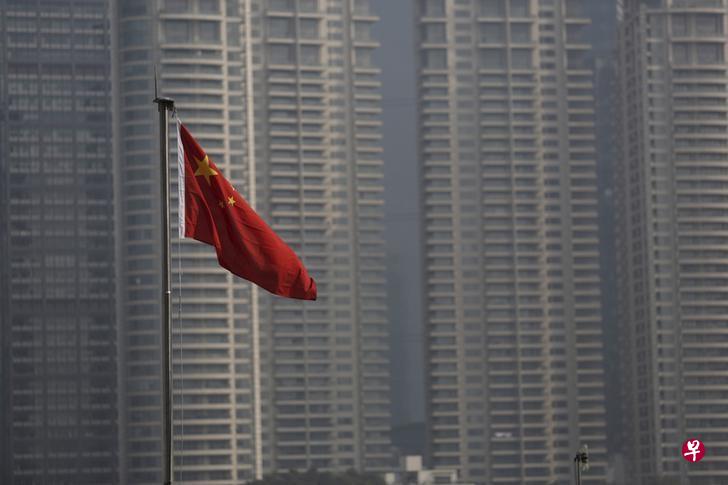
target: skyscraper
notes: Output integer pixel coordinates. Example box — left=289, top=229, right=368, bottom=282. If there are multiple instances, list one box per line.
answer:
left=417, top=0, right=608, bottom=482
left=115, top=0, right=391, bottom=482
left=248, top=0, right=392, bottom=473
left=115, top=0, right=255, bottom=482
left=0, top=0, right=118, bottom=483
left=617, top=0, right=728, bottom=482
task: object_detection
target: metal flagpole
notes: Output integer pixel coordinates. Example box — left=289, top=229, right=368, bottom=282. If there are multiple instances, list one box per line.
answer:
left=243, top=0, right=263, bottom=479
left=154, top=87, right=175, bottom=485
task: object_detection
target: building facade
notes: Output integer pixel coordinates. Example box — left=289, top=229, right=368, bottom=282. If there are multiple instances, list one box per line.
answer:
left=248, top=0, right=392, bottom=473
left=115, top=0, right=391, bottom=482
left=417, top=0, right=608, bottom=482
left=617, top=0, right=728, bottom=482
left=114, top=0, right=255, bottom=482
left=0, top=0, right=118, bottom=483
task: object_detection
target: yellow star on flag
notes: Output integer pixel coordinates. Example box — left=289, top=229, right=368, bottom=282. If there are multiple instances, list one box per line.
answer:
left=227, top=196, right=236, bottom=207
left=194, top=155, right=218, bottom=185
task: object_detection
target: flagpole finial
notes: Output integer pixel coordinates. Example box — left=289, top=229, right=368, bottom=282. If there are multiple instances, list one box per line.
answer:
left=154, top=96, right=175, bottom=112
left=153, top=66, right=175, bottom=111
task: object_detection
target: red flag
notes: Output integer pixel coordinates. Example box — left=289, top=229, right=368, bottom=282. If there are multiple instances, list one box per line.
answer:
left=177, top=121, right=317, bottom=300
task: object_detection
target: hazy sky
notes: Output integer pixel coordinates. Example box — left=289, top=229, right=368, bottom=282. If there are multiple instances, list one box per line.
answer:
left=371, top=0, right=424, bottom=426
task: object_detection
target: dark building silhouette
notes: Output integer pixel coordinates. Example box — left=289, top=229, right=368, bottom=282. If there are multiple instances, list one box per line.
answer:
left=0, top=0, right=118, bottom=483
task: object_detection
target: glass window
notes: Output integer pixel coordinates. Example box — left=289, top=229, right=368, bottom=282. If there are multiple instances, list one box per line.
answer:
left=510, top=0, right=529, bottom=17
left=511, top=48, right=532, bottom=68
left=672, top=14, right=689, bottom=36
left=481, top=22, right=505, bottom=43
left=355, top=47, right=373, bottom=67
left=672, top=43, right=689, bottom=64
left=268, top=18, right=293, bottom=37
left=510, top=23, right=531, bottom=42
left=424, top=0, right=446, bottom=16
left=164, top=20, right=191, bottom=43
left=269, top=44, right=294, bottom=64
left=122, top=21, right=151, bottom=46
left=226, top=0, right=239, bottom=15
left=198, top=21, right=220, bottom=42
left=697, top=43, right=723, bottom=64
left=423, top=23, right=447, bottom=43
left=566, top=49, right=587, bottom=69
left=423, top=48, right=447, bottom=69
left=199, top=0, right=220, bottom=13
left=566, top=23, right=585, bottom=43
left=269, top=0, right=293, bottom=11
left=480, top=48, right=505, bottom=69
left=299, top=19, right=320, bottom=39
left=695, top=14, right=722, bottom=36
left=300, top=45, right=321, bottom=65
left=649, top=15, right=666, bottom=37
left=165, top=0, right=190, bottom=13
left=353, top=0, right=370, bottom=15
left=480, top=0, right=505, bottom=16
left=299, top=0, right=318, bottom=12
left=121, top=0, right=148, bottom=16
left=227, top=22, right=240, bottom=46
left=353, top=21, right=371, bottom=41
left=564, top=0, right=583, bottom=17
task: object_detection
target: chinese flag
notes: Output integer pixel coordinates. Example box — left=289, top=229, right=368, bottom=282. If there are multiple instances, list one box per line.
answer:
left=177, top=121, right=317, bottom=300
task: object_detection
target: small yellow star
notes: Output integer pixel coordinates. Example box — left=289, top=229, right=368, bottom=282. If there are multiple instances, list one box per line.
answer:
left=218, top=200, right=225, bottom=208
left=193, top=155, right=218, bottom=185
left=227, top=196, right=236, bottom=207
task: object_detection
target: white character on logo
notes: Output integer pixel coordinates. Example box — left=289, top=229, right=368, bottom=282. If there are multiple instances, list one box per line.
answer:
left=684, top=440, right=702, bottom=462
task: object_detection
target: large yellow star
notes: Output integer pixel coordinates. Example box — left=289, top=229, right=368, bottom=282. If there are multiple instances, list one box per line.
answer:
left=193, top=155, right=218, bottom=185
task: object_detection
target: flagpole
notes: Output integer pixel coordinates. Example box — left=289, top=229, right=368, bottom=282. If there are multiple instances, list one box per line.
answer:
left=243, top=0, right=263, bottom=479
left=154, top=94, right=175, bottom=485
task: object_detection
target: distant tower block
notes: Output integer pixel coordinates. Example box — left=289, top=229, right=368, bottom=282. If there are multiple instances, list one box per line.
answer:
left=617, top=0, right=728, bottom=482
left=417, top=0, right=608, bottom=482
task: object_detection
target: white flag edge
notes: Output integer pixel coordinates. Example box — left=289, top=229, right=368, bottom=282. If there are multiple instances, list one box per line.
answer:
left=177, top=119, right=185, bottom=238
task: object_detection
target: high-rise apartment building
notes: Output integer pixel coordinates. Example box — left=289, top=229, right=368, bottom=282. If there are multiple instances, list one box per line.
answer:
left=115, top=0, right=254, bottom=482
left=0, top=0, right=118, bottom=483
left=417, top=0, right=608, bottom=482
left=115, top=0, right=391, bottom=482
left=616, top=0, right=728, bottom=482
left=249, top=0, right=392, bottom=473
